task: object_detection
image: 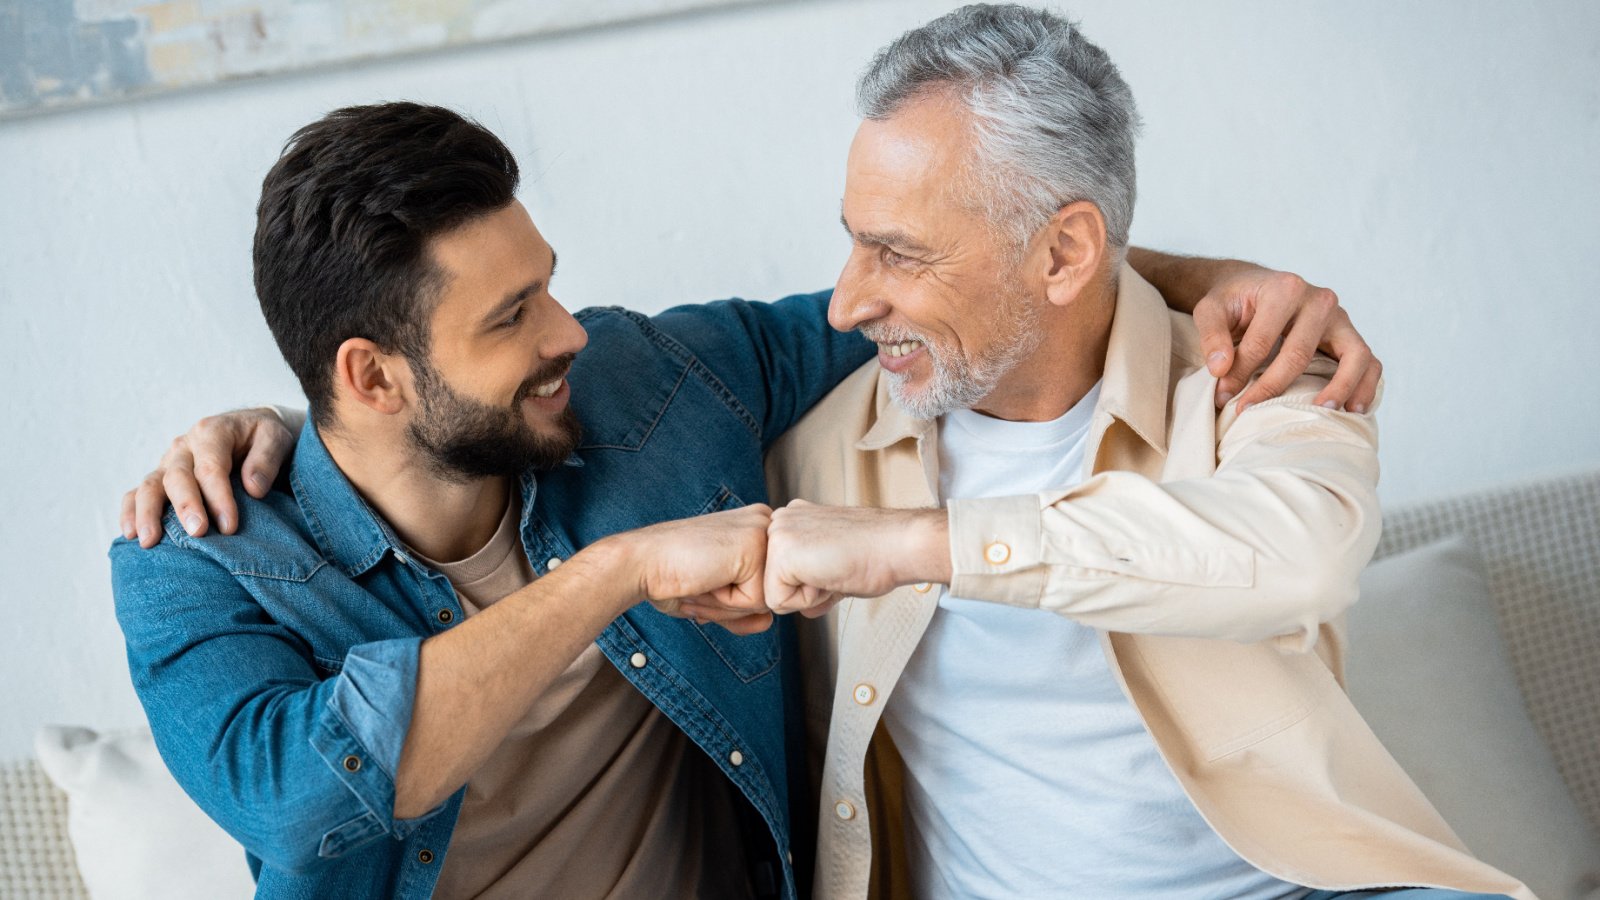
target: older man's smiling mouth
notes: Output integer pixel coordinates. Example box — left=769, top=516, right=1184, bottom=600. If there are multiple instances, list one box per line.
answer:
left=879, top=339, right=924, bottom=358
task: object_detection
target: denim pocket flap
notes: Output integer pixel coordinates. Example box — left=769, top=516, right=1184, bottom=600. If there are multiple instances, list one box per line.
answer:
left=318, top=811, right=386, bottom=858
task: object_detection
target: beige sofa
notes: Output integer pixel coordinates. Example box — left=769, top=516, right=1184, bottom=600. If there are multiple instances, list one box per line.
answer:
left=3, top=469, right=1597, bottom=898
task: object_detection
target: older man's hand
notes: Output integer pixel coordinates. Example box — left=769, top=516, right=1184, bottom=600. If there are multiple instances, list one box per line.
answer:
left=762, top=500, right=951, bottom=617
left=120, top=407, right=295, bottom=547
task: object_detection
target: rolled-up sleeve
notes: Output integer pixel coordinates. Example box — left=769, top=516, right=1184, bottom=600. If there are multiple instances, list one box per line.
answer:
left=947, top=372, right=1381, bottom=648
left=111, top=531, right=437, bottom=872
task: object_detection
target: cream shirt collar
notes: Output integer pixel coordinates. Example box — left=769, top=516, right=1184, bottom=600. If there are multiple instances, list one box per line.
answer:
left=853, top=264, right=1173, bottom=456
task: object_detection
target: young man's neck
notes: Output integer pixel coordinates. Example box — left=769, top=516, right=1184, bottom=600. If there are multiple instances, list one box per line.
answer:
left=321, top=424, right=511, bottom=563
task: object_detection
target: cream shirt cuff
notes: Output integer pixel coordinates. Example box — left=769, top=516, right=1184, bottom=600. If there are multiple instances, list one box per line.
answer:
left=946, top=494, right=1049, bottom=607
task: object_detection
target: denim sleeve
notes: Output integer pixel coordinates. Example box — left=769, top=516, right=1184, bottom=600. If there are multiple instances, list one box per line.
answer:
left=651, top=290, right=875, bottom=448
left=110, top=533, right=435, bottom=873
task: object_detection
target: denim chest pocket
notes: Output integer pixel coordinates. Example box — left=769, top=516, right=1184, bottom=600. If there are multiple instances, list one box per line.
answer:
left=690, top=485, right=780, bottom=683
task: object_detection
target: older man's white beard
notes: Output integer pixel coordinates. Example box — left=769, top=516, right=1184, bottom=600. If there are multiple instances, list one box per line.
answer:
left=865, top=291, right=1044, bottom=420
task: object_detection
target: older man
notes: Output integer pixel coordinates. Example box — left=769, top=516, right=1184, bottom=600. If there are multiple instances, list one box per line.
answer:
left=761, top=6, right=1527, bottom=900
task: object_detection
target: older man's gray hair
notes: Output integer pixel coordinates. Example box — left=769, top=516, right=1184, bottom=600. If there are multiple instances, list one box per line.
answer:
left=857, top=4, right=1141, bottom=261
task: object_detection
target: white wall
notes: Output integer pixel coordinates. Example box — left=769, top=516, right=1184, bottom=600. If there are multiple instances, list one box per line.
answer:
left=1, top=0, right=1597, bottom=759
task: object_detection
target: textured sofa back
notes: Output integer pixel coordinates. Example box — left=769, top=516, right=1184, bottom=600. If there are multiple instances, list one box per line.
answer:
left=1375, top=467, right=1600, bottom=839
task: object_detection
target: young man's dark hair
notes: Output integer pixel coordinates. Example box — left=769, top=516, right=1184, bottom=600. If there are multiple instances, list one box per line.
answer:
left=253, top=102, right=520, bottom=427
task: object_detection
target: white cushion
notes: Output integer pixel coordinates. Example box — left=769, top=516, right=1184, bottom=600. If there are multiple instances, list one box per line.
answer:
left=1348, top=536, right=1600, bottom=900
left=34, top=725, right=255, bottom=900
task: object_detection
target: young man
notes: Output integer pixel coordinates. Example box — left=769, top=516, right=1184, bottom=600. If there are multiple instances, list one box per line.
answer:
left=121, top=84, right=1376, bottom=900
left=110, top=103, right=875, bottom=899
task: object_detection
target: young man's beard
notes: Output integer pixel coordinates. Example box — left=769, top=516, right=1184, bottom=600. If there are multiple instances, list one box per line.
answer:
left=405, top=354, right=582, bottom=482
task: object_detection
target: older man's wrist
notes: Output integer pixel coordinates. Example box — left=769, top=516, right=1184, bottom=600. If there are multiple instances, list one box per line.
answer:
left=892, top=508, right=952, bottom=587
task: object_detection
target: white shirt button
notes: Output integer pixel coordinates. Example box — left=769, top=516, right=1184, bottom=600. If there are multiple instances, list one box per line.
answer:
left=629, top=652, right=647, bottom=669
left=852, top=683, right=876, bottom=705
left=912, top=582, right=932, bottom=593
left=729, top=749, right=744, bottom=767
left=834, top=800, right=856, bottom=821
left=546, top=557, right=562, bottom=571
left=983, top=541, right=1011, bottom=565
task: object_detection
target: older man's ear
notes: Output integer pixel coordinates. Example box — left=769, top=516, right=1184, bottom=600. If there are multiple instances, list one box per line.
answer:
left=1037, top=200, right=1111, bottom=309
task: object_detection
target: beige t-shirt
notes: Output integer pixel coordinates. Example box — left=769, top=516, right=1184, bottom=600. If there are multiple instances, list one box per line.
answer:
left=412, top=493, right=750, bottom=899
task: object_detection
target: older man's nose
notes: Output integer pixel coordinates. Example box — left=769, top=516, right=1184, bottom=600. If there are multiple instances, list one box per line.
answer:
left=830, top=254, right=885, bottom=333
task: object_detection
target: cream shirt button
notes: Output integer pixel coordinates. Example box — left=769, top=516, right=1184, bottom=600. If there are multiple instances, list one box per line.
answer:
left=729, top=749, right=744, bottom=767
left=852, top=683, right=876, bottom=705
left=629, top=652, right=648, bottom=669
left=984, top=541, right=1011, bottom=565
left=546, top=557, right=562, bottom=571
left=834, top=800, right=856, bottom=821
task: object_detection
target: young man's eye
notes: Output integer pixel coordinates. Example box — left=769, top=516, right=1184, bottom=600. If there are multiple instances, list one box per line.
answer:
left=501, top=305, right=524, bottom=328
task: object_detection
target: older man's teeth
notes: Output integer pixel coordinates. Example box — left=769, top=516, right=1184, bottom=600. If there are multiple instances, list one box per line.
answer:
left=879, top=340, right=924, bottom=358
left=532, top=377, right=563, bottom=398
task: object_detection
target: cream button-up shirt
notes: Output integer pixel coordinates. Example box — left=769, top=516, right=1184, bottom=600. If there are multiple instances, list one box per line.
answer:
left=766, top=265, right=1532, bottom=900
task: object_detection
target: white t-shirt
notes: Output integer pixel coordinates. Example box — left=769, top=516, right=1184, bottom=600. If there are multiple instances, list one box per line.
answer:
left=880, top=384, right=1305, bottom=899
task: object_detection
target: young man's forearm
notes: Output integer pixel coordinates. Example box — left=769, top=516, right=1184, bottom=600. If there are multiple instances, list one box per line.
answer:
left=392, top=536, right=638, bottom=819
left=1126, top=247, right=1252, bottom=313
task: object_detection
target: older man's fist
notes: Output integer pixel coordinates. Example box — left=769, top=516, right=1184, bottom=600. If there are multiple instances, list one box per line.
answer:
left=762, top=500, right=951, bottom=618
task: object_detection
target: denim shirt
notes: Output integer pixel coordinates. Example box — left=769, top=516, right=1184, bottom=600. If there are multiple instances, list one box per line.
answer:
left=110, top=292, right=872, bottom=900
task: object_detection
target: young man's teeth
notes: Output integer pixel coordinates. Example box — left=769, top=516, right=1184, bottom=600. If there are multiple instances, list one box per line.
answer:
left=533, top=378, right=563, bottom=398
left=880, top=340, right=924, bottom=358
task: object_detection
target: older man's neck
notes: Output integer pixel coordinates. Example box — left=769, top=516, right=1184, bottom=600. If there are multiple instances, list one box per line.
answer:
left=322, top=424, right=511, bottom=563
left=973, top=287, right=1114, bottom=423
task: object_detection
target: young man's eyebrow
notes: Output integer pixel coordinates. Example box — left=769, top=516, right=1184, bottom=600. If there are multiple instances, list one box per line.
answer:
left=481, top=246, right=558, bottom=327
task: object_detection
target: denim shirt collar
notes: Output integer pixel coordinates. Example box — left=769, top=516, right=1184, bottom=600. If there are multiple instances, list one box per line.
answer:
left=289, top=420, right=405, bottom=577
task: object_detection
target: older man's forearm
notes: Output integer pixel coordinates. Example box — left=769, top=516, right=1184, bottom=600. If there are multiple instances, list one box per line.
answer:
left=945, top=389, right=1381, bottom=647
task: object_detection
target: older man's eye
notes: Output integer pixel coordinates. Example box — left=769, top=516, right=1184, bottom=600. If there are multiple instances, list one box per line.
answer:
left=881, top=248, right=914, bottom=267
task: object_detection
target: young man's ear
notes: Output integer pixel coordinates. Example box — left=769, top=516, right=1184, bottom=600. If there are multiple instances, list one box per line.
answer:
left=1037, top=200, right=1108, bottom=309
left=333, top=338, right=411, bottom=416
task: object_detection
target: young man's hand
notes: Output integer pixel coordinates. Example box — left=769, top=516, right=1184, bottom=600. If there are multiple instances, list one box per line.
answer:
left=120, top=407, right=294, bottom=547
left=1191, top=264, right=1381, bottom=415
left=611, top=504, right=776, bottom=635
left=762, top=500, right=950, bottom=618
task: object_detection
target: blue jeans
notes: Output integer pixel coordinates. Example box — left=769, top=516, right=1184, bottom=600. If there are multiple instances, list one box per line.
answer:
left=1299, top=883, right=1510, bottom=890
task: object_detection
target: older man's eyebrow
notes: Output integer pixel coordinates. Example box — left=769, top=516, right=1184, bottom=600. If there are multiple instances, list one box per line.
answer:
left=839, top=212, right=932, bottom=255
left=481, top=246, right=558, bottom=328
